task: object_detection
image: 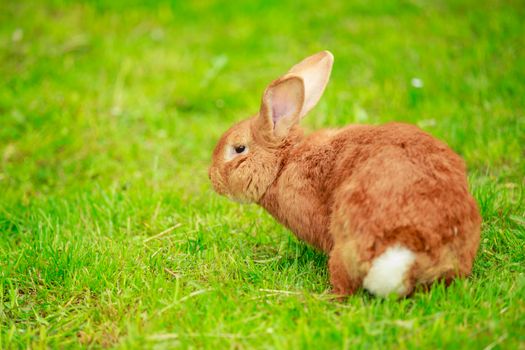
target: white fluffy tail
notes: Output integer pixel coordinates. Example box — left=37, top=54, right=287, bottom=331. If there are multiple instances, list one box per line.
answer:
left=363, top=245, right=416, bottom=297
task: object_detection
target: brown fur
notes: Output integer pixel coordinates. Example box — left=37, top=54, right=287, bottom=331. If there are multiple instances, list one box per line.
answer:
left=209, top=51, right=481, bottom=297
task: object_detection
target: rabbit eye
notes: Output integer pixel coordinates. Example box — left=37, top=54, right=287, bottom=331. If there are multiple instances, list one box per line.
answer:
left=225, top=144, right=248, bottom=161
left=234, top=145, right=246, bottom=154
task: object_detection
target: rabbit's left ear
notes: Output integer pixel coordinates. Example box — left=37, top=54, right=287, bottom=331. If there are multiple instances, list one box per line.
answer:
left=257, top=51, right=334, bottom=140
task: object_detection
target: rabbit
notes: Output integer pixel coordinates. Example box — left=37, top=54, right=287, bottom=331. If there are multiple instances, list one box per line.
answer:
left=208, top=51, right=481, bottom=297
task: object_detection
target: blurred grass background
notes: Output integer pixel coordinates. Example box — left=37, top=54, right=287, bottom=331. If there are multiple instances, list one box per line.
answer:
left=1, top=0, right=524, bottom=349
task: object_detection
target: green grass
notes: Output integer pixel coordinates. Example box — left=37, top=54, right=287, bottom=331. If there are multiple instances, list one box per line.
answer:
left=1, top=0, right=524, bottom=348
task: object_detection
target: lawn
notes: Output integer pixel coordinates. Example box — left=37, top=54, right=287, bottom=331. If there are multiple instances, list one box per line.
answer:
left=1, top=0, right=524, bottom=348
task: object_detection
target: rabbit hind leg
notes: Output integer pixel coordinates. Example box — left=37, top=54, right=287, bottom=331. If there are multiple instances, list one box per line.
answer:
left=328, top=243, right=363, bottom=296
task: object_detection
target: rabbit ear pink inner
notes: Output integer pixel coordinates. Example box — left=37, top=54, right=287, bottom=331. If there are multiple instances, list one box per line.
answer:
left=269, top=77, right=303, bottom=126
left=260, top=76, right=304, bottom=139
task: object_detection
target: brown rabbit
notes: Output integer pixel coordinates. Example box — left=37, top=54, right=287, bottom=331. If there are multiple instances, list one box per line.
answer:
left=209, top=51, right=481, bottom=297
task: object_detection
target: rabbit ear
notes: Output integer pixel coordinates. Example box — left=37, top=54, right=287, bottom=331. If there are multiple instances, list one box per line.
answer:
left=259, top=76, right=305, bottom=139
left=287, top=50, right=334, bottom=118
left=256, top=51, right=333, bottom=140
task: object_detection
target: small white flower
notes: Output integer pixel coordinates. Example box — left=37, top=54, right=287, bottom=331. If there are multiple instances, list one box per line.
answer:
left=411, top=78, right=424, bottom=88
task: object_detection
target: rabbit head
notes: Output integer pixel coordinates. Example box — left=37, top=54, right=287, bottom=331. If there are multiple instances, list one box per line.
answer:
left=209, top=51, right=334, bottom=203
